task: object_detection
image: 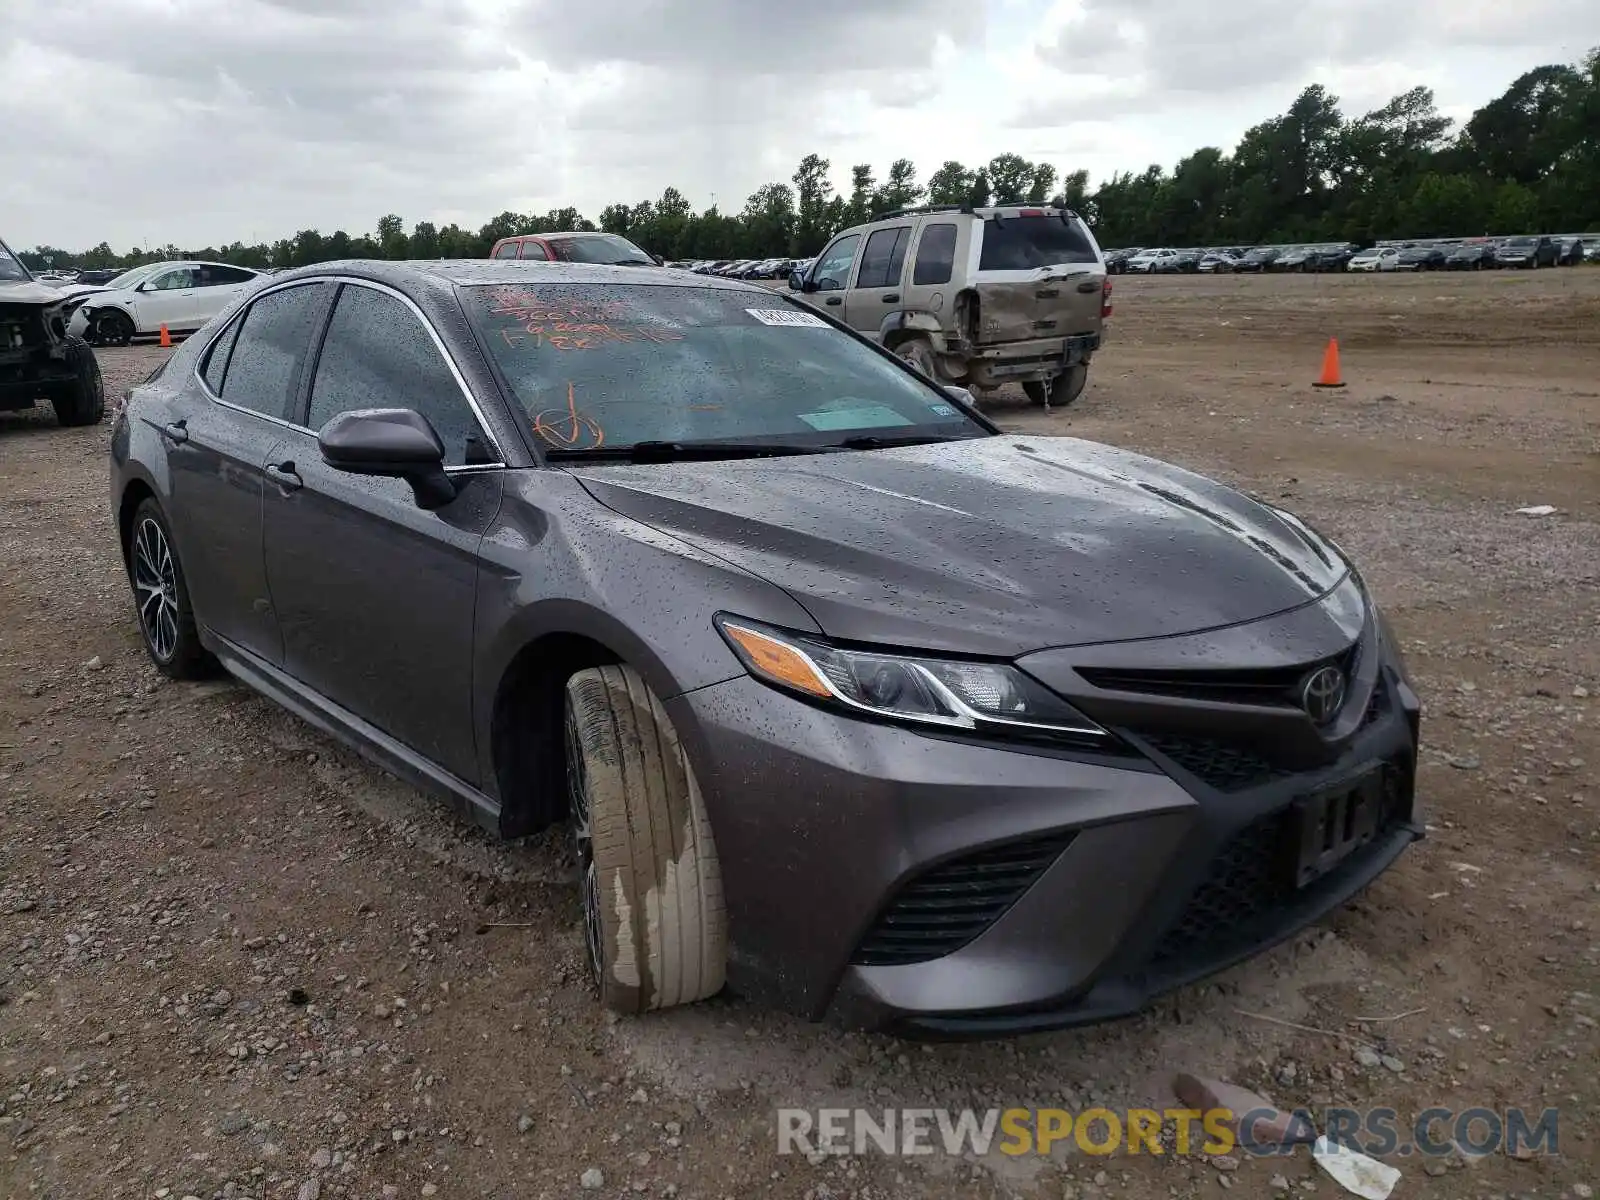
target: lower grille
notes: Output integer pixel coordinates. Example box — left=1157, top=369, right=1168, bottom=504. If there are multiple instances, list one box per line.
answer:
left=1150, top=763, right=1410, bottom=967
left=852, top=834, right=1076, bottom=967
left=1140, top=734, right=1289, bottom=792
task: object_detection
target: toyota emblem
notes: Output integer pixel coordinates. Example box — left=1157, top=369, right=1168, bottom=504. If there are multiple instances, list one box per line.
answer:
left=1300, top=665, right=1346, bottom=724
left=1299, top=668, right=1350, bottom=723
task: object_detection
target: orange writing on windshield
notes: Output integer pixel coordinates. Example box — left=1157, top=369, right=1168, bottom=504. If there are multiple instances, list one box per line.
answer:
left=531, top=382, right=605, bottom=450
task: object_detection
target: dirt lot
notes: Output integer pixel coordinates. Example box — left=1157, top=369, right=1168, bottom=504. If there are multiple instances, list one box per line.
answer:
left=3, top=269, right=1597, bottom=1200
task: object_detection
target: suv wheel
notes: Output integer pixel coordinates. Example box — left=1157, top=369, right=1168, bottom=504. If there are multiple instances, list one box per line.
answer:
left=1024, top=365, right=1089, bottom=408
left=563, top=665, right=726, bottom=1014
left=895, top=337, right=941, bottom=381
left=50, top=336, right=106, bottom=427
left=127, top=499, right=213, bottom=679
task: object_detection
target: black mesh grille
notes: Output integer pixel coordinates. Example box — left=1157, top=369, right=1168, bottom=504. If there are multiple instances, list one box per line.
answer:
left=1150, top=763, right=1408, bottom=967
left=852, top=834, right=1076, bottom=967
left=1078, top=644, right=1359, bottom=710
left=1140, top=734, right=1291, bottom=792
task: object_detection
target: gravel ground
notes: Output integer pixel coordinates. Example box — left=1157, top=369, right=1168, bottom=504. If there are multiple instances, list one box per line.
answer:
left=3, top=268, right=1598, bottom=1200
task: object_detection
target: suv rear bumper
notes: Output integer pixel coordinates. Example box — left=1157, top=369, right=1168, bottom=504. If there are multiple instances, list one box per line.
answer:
left=964, top=333, right=1100, bottom=387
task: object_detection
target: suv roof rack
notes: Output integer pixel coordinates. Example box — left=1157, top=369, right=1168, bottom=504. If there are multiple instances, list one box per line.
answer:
left=874, top=200, right=1082, bottom=222
left=875, top=204, right=974, bottom=221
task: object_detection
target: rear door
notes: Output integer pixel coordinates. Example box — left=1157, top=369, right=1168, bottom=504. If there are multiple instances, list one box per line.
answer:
left=193, top=265, right=259, bottom=326
left=842, top=223, right=911, bottom=338
left=968, top=208, right=1105, bottom=346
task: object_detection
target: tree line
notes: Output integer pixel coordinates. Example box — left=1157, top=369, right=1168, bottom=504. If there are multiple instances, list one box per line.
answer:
left=17, top=47, right=1596, bottom=274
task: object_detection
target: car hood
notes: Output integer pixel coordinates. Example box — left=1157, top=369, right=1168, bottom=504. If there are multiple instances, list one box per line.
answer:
left=0, top=280, right=77, bottom=305
left=569, top=437, right=1349, bottom=657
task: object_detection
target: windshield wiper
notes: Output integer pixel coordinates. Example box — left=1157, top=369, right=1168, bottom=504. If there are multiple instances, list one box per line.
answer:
left=831, top=433, right=984, bottom=450
left=544, top=439, right=841, bottom=463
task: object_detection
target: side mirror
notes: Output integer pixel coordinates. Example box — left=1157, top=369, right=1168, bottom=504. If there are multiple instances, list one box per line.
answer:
left=318, top=408, right=457, bottom=510
left=651, top=253, right=664, bottom=266
left=787, top=270, right=804, bottom=291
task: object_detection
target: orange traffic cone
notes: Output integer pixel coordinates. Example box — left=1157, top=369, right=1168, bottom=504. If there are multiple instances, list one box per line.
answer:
left=158, top=324, right=172, bottom=348
left=1312, top=337, right=1344, bottom=388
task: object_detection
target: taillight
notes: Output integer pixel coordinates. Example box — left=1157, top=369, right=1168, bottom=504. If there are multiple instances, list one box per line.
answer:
left=1101, top=278, right=1114, bottom=319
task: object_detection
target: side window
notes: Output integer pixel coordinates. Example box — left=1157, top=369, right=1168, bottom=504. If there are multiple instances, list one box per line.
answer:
left=308, top=285, right=492, bottom=467
left=520, top=241, right=549, bottom=261
left=493, top=242, right=520, bottom=260
left=149, top=268, right=197, bottom=291
left=912, top=223, right=958, bottom=285
left=855, top=227, right=909, bottom=290
left=220, top=283, right=334, bottom=420
left=200, top=315, right=243, bottom=394
left=811, top=235, right=860, bottom=292
left=200, top=265, right=257, bottom=286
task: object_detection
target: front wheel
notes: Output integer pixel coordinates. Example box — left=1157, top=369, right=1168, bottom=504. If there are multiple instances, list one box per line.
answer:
left=564, top=665, right=726, bottom=1015
left=93, top=309, right=135, bottom=347
left=50, top=336, right=105, bottom=427
left=127, top=499, right=214, bottom=679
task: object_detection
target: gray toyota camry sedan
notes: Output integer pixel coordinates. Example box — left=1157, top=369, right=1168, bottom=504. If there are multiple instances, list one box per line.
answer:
left=109, top=260, right=1422, bottom=1037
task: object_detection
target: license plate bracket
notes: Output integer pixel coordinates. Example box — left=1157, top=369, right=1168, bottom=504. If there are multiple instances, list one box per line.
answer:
left=1288, top=771, right=1383, bottom=888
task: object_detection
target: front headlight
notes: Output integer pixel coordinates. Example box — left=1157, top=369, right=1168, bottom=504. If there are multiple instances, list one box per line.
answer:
left=714, top=615, right=1109, bottom=743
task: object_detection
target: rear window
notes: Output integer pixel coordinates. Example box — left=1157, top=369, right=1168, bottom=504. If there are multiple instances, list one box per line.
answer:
left=544, top=234, right=652, bottom=266
left=977, top=215, right=1097, bottom=271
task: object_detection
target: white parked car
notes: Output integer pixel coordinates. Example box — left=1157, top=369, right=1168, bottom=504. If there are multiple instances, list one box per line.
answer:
left=69, top=260, right=264, bottom=345
left=1125, top=248, right=1178, bottom=273
left=1346, top=247, right=1401, bottom=273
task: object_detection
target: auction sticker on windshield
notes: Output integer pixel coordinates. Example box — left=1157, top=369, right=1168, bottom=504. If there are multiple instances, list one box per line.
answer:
left=746, top=308, right=829, bottom=327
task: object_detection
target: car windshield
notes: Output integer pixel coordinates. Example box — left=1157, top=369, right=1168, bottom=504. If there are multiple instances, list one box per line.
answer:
left=977, top=215, right=1097, bottom=270
left=544, top=234, right=653, bottom=266
left=463, top=283, right=990, bottom=456
left=0, top=241, right=29, bottom=281
left=1504, top=237, right=1536, bottom=247
left=103, top=264, right=160, bottom=289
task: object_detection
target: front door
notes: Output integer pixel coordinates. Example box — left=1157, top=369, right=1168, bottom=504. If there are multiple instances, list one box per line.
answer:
left=843, top=224, right=912, bottom=338
left=261, top=280, right=502, bottom=785
left=136, top=266, right=202, bottom=333
left=797, top=233, right=861, bottom=318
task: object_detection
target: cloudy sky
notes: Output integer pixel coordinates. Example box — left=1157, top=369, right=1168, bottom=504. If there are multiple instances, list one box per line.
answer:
left=4, top=0, right=1596, bottom=251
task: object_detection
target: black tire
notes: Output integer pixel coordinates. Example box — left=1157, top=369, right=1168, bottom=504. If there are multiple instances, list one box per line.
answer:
left=127, top=499, right=213, bottom=679
left=49, top=336, right=105, bottom=427
left=564, top=665, right=726, bottom=1014
left=895, top=337, right=941, bottom=381
left=94, top=309, right=135, bottom=346
left=1024, top=363, right=1089, bottom=408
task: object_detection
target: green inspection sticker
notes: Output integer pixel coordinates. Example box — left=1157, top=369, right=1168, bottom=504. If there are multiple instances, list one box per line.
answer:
left=797, top=405, right=918, bottom=431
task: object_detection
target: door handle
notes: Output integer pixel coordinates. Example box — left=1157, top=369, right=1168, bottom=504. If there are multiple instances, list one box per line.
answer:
left=162, top=419, right=189, bottom=444
left=266, top=461, right=303, bottom=492
left=825, top=297, right=842, bottom=306
left=881, top=294, right=900, bottom=303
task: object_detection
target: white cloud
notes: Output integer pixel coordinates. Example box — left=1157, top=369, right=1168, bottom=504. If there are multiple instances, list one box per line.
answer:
left=1, top=0, right=1594, bottom=249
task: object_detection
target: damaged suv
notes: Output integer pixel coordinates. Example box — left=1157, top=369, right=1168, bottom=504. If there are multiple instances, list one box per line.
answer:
left=790, top=203, right=1110, bottom=408
left=1, top=237, right=105, bottom=427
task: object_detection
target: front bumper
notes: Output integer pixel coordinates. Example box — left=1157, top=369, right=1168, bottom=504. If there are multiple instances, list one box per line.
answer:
left=667, top=629, right=1421, bottom=1039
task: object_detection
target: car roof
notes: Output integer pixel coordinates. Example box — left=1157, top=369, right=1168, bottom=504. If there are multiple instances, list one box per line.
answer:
left=266, top=258, right=773, bottom=295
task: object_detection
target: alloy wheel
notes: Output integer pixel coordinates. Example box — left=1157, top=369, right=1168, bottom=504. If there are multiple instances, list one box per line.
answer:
left=132, top=517, right=180, bottom=662
left=565, top=703, right=604, bottom=986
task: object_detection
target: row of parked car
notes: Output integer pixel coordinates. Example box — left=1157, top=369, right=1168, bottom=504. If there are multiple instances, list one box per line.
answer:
left=1109, top=234, right=1598, bottom=275
left=672, top=257, right=815, bottom=279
